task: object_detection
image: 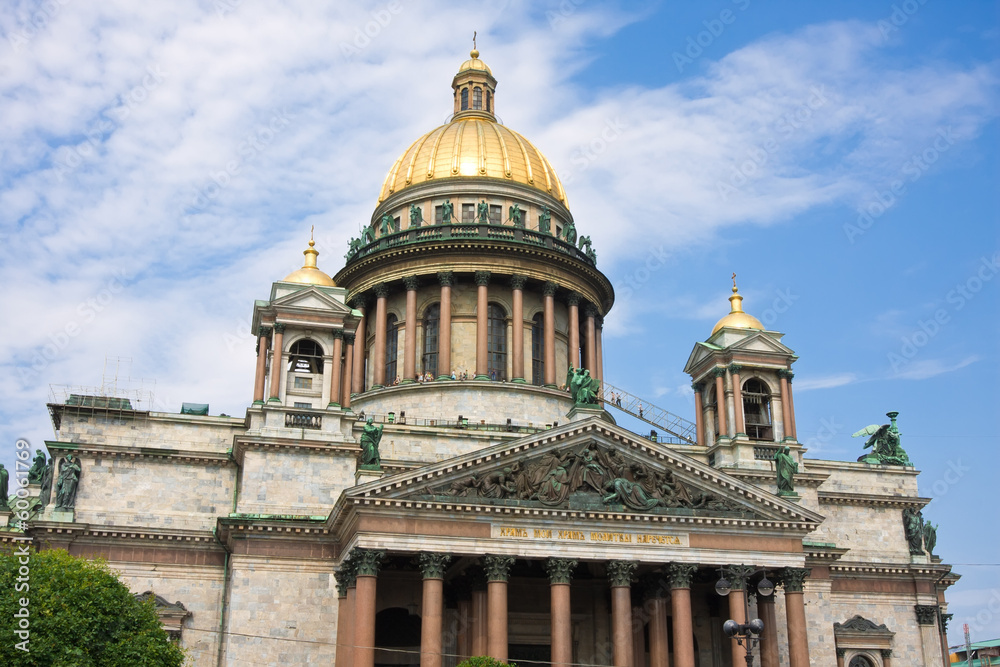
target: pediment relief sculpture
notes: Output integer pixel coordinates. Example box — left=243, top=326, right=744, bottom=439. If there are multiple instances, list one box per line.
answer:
left=426, top=441, right=747, bottom=515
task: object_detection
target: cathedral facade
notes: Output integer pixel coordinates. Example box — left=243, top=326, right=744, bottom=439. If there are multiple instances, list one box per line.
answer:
left=7, top=52, right=957, bottom=667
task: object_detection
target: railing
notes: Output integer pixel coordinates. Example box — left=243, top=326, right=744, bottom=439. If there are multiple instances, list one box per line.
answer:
left=346, top=223, right=595, bottom=266
left=753, top=445, right=780, bottom=461
left=354, top=411, right=552, bottom=434
left=285, top=412, right=322, bottom=429
left=600, top=381, right=698, bottom=445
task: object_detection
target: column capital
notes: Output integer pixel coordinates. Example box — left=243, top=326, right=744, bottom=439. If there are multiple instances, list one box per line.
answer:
left=724, top=564, right=755, bottom=589
left=778, top=567, right=811, bottom=592
left=728, top=363, right=744, bottom=374
left=331, top=328, right=344, bottom=340
left=542, top=281, right=559, bottom=297
left=691, top=382, right=705, bottom=392
left=778, top=369, right=795, bottom=381
left=349, top=295, right=368, bottom=310
left=880, top=649, right=893, bottom=659
left=606, top=560, right=637, bottom=588
left=418, top=552, right=452, bottom=580
left=334, top=565, right=357, bottom=597
left=712, top=366, right=727, bottom=379
left=545, top=558, right=578, bottom=585
left=914, top=604, right=939, bottom=625
left=835, top=648, right=847, bottom=658
left=596, top=315, right=604, bottom=328
left=474, top=270, right=491, bottom=287
left=483, top=555, right=516, bottom=582
left=374, top=282, right=390, bottom=299
left=665, top=563, right=697, bottom=589
left=939, top=612, right=953, bottom=633
left=257, top=325, right=272, bottom=338
left=437, top=271, right=455, bottom=287
left=509, top=275, right=527, bottom=291
left=403, top=276, right=420, bottom=291
left=583, top=304, right=599, bottom=318
left=272, top=323, right=286, bottom=334
left=566, top=291, right=581, bottom=307
left=343, top=332, right=356, bottom=345
left=351, top=548, right=386, bottom=577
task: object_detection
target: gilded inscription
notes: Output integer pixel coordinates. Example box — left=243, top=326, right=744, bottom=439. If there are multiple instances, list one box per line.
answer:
left=492, top=525, right=686, bottom=546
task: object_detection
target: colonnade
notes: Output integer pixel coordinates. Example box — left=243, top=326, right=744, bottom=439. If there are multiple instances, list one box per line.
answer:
left=333, top=548, right=812, bottom=667
left=347, top=272, right=604, bottom=391
left=690, top=366, right=797, bottom=447
left=251, top=323, right=357, bottom=409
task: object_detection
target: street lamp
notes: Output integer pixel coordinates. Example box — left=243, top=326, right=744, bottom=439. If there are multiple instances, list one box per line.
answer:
left=715, top=565, right=774, bottom=666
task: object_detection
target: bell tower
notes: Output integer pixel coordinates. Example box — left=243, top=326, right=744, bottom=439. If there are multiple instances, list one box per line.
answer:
left=683, top=277, right=800, bottom=470
left=452, top=45, right=498, bottom=120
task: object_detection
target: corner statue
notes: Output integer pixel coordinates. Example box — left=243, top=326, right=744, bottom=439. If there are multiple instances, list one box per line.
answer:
left=27, top=449, right=46, bottom=484
left=55, top=454, right=82, bottom=511
left=566, top=367, right=601, bottom=406
left=853, top=411, right=911, bottom=466
left=359, top=418, right=384, bottom=469
left=774, top=446, right=798, bottom=496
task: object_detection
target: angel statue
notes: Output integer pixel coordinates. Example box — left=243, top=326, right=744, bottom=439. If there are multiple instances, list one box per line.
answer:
left=566, top=367, right=600, bottom=406
left=852, top=411, right=911, bottom=466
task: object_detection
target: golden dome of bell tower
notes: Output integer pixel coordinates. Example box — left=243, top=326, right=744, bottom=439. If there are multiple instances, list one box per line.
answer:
left=452, top=48, right=497, bottom=121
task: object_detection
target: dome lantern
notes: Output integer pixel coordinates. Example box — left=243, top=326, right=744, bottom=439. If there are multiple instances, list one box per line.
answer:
left=452, top=47, right=497, bottom=121
left=282, top=230, right=336, bottom=287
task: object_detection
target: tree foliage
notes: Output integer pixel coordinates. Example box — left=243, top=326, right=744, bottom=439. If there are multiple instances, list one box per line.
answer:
left=457, top=657, right=518, bottom=667
left=0, top=547, right=186, bottom=666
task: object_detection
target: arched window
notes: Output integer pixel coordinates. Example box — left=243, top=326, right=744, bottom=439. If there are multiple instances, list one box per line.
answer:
left=848, top=656, right=875, bottom=667
left=487, top=303, right=507, bottom=380
left=385, top=314, right=399, bottom=382
left=461, top=88, right=469, bottom=110
left=422, top=304, right=440, bottom=376
left=743, top=378, right=773, bottom=440
left=531, top=312, right=544, bottom=385
left=288, top=339, right=322, bottom=373
left=473, top=87, right=483, bottom=109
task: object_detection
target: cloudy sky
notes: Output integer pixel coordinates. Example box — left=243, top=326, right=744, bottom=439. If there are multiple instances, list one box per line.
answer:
left=2, top=0, right=998, bottom=644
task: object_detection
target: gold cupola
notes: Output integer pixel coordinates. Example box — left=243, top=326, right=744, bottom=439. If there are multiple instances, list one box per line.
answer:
left=711, top=277, right=764, bottom=335
left=282, top=236, right=336, bottom=287
left=452, top=48, right=496, bottom=120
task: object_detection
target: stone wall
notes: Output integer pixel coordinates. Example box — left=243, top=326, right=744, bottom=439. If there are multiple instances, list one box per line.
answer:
left=55, top=411, right=245, bottom=454
left=235, top=448, right=356, bottom=515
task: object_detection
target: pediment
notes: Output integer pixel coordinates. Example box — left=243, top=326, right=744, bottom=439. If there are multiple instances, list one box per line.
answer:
left=727, top=331, right=795, bottom=356
left=272, top=286, right=351, bottom=314
left=683, top=341, right=720, bottom=374
left=347, top=418, right=823, bottom=527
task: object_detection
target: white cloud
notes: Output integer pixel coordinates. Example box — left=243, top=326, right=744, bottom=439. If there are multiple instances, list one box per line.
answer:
left=891, top=355, right=980, bottom=380
left=794, top=373, right=860, bottom=391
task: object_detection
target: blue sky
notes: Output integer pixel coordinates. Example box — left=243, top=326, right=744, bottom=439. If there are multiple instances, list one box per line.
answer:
left=2, top=0, right=998, bottom=646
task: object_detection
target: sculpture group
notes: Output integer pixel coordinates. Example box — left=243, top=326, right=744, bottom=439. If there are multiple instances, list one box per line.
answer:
left=437, top=442, right=743, bottom=514
left=566, top=366, right=601, bottom=406
left=853, top=411, right=911, bottom=466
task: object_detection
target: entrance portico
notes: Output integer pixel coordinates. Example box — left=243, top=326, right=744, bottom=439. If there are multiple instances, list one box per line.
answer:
left=330, top=418, right=821, bottom=667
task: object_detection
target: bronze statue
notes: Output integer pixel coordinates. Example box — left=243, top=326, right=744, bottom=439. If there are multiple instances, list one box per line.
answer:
left=853, top=412, right=911, bottom=465
left=27, top=449, right=46, bottom=484
left=363, top=226, right=375, bottom=245
left=903, top=508, right=924, bottom=555
left=774, top=446, right=797, bottom=496
left=477, top=200, right=490, bottom=224
left=55, top=454, right=82, bottom=510
left=602, top=476, right=659, bottom=510
left=0, top=463, right=8, bottom=510
left=923, top=521, right=937, bottom=555
left=567, top=367, right=600, bottom=406
left=38, top=457, right=54, bottom=507
left=409, top=204, right=423, bottom=228
left=359, top=418, right=384, bottom=468
left=563, top=220, right=577, bottom=245
left=441, top=200, right=454, bottom=224
left=508, top=204, right=523, bottom=228
left=379, top=214, right=392, bottom=236
left=538, top=205, right=552, bottom=234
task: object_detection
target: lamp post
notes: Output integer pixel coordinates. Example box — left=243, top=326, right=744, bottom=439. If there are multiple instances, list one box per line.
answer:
left=715, top=565, right=774, bottom=667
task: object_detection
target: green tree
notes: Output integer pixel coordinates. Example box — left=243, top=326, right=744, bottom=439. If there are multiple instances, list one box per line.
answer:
left=0, top=547, right=186, bottom=666
left=457, top=658, right=517, bottom=667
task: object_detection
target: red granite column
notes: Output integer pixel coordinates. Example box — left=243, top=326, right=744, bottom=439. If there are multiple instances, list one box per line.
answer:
left=567, top=292, right=581, bottom=370
left=484, top=555, right=515, bottom=663
left=649, top=594, right=670, bottom=667
left=546, top=558, right=577, bottom=667
left=713, top=368, right=727, bottom=438
left=456, top=598, right=471, bottom=661
left=328, top=330, right=344, bottom=407
left=351, top=298, right=367, bottom=394
left=693, top=383, right=705, bottom=446
left=471, top=586, right=487, bottom=657
left=595, top=316, right=604, bottom=382
left=437, top=272, right=454, bottom=380
left=475, top=271, right=491, bottom=379
left=730, top=364, right=745, bottom=437
left=253, top=326, right=271, bottom=403
left=268, top=324, right=285, bottom=401
left=419, top=553, right=452, bottom=667
left=352, top=549, right=385, bottom=667
left=334, top=566, right=356, bottom=667
left=341, top=333, right=354, bottom=409
left=403, top=277, right=419, bottom=382
left=584, top=306, right=597, bottom=374
left=666, top=563, right=697, bottom=667
left=543, top=282, right=557, bottom=387
left=728, top=587, right=747, bottom=667
left=510, top=276, right=526, bottom=382
left=836, top=648, right=846, bottom=667
left=608, top=561, right=637, bottom=667
left=758, top=591, right=779, bottom=667
left=781, top=568, right=811, bottom=667
left=633, top=604, right=646, bottom=667
left=372, top=283, right=389, bottom=388
left=779, top=371, right=793, bottom=440
left=882, top=648, right=894, bottom=667
left=785, top=372, right=798, bottom=439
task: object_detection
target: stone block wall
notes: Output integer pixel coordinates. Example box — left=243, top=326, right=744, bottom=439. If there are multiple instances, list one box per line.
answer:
left=235, top=448, right=356, bottom=516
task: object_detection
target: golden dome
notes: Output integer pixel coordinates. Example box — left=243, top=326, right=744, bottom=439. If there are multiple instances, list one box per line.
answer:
left=458, top=49, right=492, bottom=75
left=283, top=238, right=336, bottom=286
left=377, top=118, right=568, bottom=206
left=711, top=283, right=764, bottom=335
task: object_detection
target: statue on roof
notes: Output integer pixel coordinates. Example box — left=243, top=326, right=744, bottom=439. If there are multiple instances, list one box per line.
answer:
left=903, top=507, right=925, bottom=555
left=567, top=367, right=600, bottom=406
left=362, top=226, right=375, bottom=245
left=538, top=205, right=552, bottom=234
left=38, top=458, right=54, bottom=508
left=55, top=454, right=82, bottom=511
left=774, top=446, right=798, bottom=496
left=477, top=200, right=491, bottom=224
left=508, top=204, right=523, bottom=228
left=0, top=463, right=8, bottom=510
left=853, top=411, right=911, bottom=466
left=563, top=220, right=577, bottom=245
left=359, top=418, right=384, bottom=469
left=409, top=204, right=423, bottom=228
left=923, top=520, right=938, bottom=555
left=27, top=449, right=46, bottom=484
left=441, top=200, right=454, bottom=224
